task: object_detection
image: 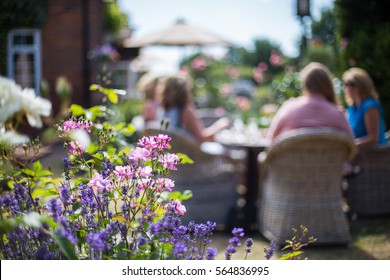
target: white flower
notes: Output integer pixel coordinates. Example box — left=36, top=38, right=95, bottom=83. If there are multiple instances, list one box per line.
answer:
left=20, top=88, right=52, bottom=128
left=0, top=127, right=29, bottom=145
left=0, top=76, right=23, bottom=122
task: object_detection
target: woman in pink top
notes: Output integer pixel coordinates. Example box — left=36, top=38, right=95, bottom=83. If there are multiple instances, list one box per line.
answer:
left=267, top=62, right=354, bottom=142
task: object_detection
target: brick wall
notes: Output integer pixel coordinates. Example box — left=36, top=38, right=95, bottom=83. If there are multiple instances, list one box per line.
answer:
left=41, top=0, right=104, bottom=113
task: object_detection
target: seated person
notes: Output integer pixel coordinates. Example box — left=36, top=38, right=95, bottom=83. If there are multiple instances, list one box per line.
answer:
left=137, top=74, right=164, bottom=124
left=267, top=62, right=354, bottom=142
left=342, top=67, right=387, bottom=150
left=159, top=74, right=230, bottom=143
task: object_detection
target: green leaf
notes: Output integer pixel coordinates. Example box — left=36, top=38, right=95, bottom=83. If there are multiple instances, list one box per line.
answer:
left=107, top=91, right=118, bottom=104
left=32, top=188, right=58, bottom=198
left=33, top=161, right=42, bottom=172
left=278, top=251, right=302, bottom=260
left=21, top=168, right=35, bottom=177
left=70, top=104, right=85, bottom=116
left=118, top=147, right=131, bottom=156
left=122, top=124, right=136, bottom=135
left=89, top=84, right=100, bottom=91
left=167, top=190, right=193, bottom=202
left=0, top=218, right=18, bottom=234
left=177, top=153, right=194, bottom=164
left=92, top=153, right=104, bottom=161
left=49, top=231, right=78, bottom=260
left=35, top=170, right=53, bottom=177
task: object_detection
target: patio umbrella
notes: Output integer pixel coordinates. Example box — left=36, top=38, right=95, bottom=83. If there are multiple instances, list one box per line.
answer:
left=125, top=18, right=235, bottom=47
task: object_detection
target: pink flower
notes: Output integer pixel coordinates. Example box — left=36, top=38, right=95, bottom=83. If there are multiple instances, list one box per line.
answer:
left=69, top=140, right=84, bottom=155
left=159, top=153, right=179, bottom=170
left=137, top=134, right=171, bottom=152
left=221, top=83, right=233, bottom=95
left=136, top=178, right=153, bottom=191
left=128, top=147, right=151, bottom=162
left=155, top=178, right=175, bottom=192
left=166, top=199, right=186, bottom=216
left=137, top=166, right=152, bottom=178
left=114, top=165, right=134, bottom=182
left=191, top=56, right=207, bottom=71
left=258, top=62, right=268, bottom=72
left=60, top=120, right=93, bottom=133
left=225, top=65, right=240, bottom=79
left=89, top=172, right=112, bottom=192
left=62, top=120, right=78, bottom=131
left=269, top=51, right=284, bottom=66
left=253, top=67, right=264, bottom=84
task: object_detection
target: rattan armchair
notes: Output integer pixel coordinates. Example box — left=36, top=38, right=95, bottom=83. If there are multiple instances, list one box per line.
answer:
left=258, top=127, right=357, bottom=246
left=347, top=144, right=390, bottom=216
left=143, top=127, right=239, bottom=226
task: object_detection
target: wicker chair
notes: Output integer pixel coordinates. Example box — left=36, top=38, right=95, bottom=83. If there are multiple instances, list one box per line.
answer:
left=347, top=144, right=390, bottom=216
left=258, top=127, right=357, bottom=246
left=143, top=127, right=239, bottom=226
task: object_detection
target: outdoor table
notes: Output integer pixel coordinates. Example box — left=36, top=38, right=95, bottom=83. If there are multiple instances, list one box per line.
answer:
left=215, top=129, right=270, bottom=231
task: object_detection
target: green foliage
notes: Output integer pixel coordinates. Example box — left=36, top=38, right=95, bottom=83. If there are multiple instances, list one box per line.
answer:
left=335, top=0, right=390, bottom=125
left=301, top=45, right=336, bottom=71
left=229, top=39, right=285, bottom=76
left=270, top=71, right=301, bottom=106
left=279, top=225, right=317, bottom=260
left=103, top=0, right=129, bottom=34
left=0, top=0, right=48, bottom=28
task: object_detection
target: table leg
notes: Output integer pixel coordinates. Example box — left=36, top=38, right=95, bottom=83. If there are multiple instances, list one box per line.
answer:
left=225, top=147, right=263, bottom=232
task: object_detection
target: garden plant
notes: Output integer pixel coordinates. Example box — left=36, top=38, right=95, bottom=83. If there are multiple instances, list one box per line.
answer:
left=0, top=77, right=315, bottom=260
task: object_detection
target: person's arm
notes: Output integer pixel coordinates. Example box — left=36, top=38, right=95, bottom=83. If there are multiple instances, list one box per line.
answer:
left=355, top=107, right=380, bottom=149
left=182, top=104, right=230, bottom=143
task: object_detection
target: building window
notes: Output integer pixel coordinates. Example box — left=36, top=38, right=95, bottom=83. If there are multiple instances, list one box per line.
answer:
left=7, top=29, right=41, bottom=94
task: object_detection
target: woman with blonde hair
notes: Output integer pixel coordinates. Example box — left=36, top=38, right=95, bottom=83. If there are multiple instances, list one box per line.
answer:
left=267, top=62, right=353, bottom=141
left=343, top=67, right=387, bottom=149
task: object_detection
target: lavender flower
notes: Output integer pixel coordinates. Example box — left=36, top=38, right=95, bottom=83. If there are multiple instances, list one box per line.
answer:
left=206, top=247, right=218, bottom=260
left=264, top=241, right=276, bottom=260
left=46, top=199, right=62, bottom=221
left=225, top=227, right=245, bottom=260
left=59, top=184, right=72, bottom=207
left=245, top=238, right=254, bottom=254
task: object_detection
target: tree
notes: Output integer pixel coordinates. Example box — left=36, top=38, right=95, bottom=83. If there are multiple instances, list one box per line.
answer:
left=335, top=0, right=390, bottom=125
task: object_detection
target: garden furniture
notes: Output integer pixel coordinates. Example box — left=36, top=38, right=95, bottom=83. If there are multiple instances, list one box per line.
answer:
left=346, top=143, right=390, bottom=216
left=258, top=127, right=357, bottom=245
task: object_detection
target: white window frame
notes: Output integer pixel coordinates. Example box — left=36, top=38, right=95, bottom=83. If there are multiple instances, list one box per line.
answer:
left=7, top=29, right=42, bottom=94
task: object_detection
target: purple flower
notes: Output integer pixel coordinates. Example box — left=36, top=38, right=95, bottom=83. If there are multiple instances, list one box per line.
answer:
left=232, top=227, right=245, bottom=237
left=87, top=232, right=105, bottom=252
left=60, top=184, right=72, bottom=206
left=229, top=236, right=242, bottom=247
left=173, top=242, right=187, bottom=259
left=165, top=199, right=186, bottom=216
left=206, top=247, right=218, bottom=260
left=264, top=241, right=276, bottom=260
left=225, top=245, right=237, bottom=260
left=46, top=199, right=62, bottom=221
left=245, top=238, right=253, bottom=254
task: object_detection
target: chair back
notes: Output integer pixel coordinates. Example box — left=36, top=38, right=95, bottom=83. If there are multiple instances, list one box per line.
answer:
left=259, top=127, right=357, bottom=245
